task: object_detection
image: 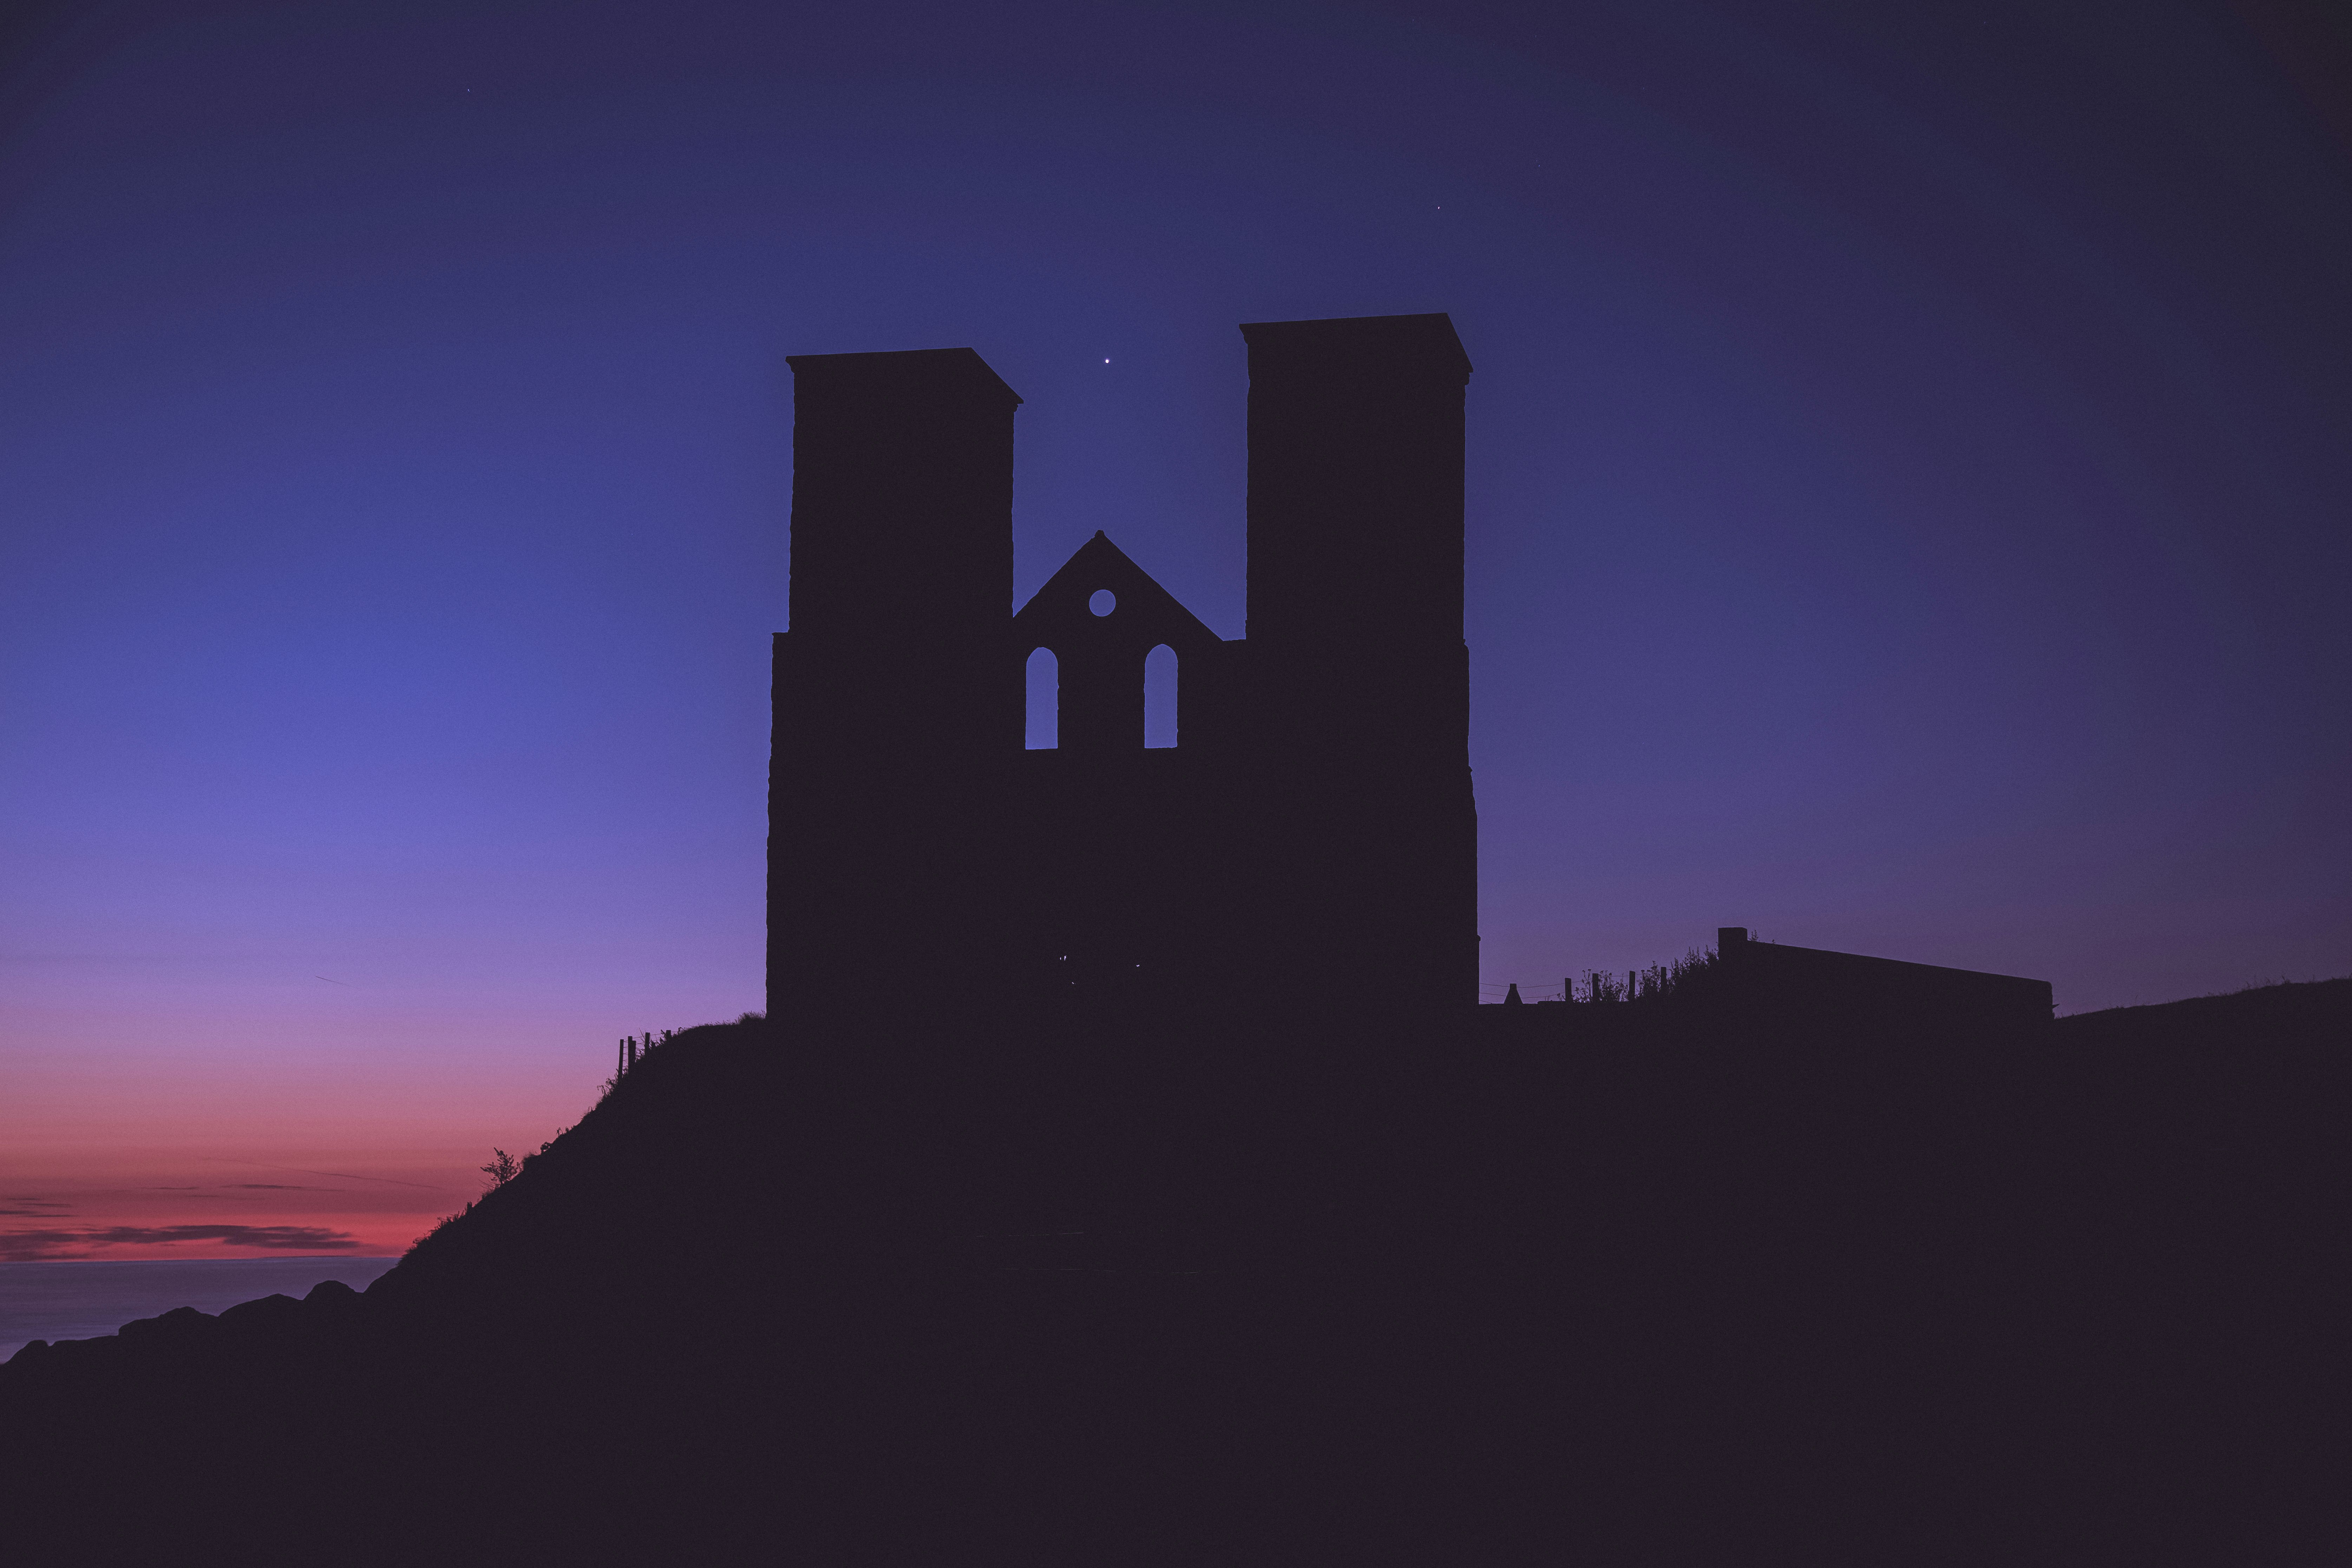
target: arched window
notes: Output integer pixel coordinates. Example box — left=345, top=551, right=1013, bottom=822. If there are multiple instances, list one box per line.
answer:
left=1144, top=644, right=1178, bottom=749
left=1025, top=647, right=1059, bottom=750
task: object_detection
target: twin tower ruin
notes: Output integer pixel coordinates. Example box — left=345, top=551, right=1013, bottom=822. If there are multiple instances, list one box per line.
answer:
left=767, top=313, right=1478, bottom=1028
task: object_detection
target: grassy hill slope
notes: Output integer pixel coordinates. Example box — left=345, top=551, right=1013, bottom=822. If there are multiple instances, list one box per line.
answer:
left=4, top=981, right=2343, bottom=1563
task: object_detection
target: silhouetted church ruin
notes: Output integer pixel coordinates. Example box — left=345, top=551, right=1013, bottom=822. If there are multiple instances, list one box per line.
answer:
left=768, top=313, right=1477, bottom=1027
left=766, top=310, right=2052, bottom=1032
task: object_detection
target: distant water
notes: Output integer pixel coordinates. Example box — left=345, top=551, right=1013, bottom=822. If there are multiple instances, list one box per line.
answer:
left=0, top=1257, right=400, bottom=1362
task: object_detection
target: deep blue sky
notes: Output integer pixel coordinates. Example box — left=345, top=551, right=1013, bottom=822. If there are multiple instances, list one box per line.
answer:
left=4, top=0, right=2347, bottom=1173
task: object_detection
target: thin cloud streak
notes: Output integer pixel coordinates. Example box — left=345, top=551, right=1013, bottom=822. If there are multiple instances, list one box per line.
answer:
left=199, top=1159, right=452, bottom=1192
left=0, top=1224, right=363, bottom=1262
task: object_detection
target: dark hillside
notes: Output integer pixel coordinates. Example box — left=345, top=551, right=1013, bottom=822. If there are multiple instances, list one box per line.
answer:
left=2054, top=973, right=2351, bottom=1047
left=3, top=985, right=2343, bottom=1563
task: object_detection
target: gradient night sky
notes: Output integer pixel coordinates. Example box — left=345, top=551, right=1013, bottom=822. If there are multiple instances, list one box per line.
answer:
left=4, top=0, right=2347, bottom=1260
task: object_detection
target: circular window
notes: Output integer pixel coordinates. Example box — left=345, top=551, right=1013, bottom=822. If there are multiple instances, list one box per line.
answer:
left=1089, top=589, right=1116, bottom=617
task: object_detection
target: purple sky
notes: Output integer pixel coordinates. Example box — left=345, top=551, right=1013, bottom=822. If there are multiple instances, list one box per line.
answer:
left=2, top=0, right=2347, bottom=1252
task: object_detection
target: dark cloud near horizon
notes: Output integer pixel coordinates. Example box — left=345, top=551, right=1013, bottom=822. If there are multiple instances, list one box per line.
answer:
left=0, top=1225, right=361, bottom=1262
left=202, top=1160, right=452, bottom=1192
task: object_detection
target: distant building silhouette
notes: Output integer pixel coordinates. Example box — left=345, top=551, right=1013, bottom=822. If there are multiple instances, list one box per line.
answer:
left=1497, top=926, right=2053, bottom=1033
left=1709, top=926, right=2053, bottom=1029
left=768, top=313, right=1478, bottom=1029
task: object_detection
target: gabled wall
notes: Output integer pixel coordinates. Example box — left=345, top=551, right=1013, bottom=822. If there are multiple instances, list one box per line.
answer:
left=1013, top=531, right=1233, bottom=756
